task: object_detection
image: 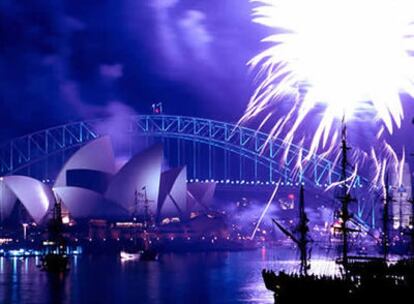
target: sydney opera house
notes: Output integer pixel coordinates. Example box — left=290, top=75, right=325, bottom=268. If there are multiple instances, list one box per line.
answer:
left=0, top=137, right=224, bottom=242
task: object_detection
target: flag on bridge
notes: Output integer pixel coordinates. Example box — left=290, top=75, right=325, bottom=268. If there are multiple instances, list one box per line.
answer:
left=152, top=103, right=163, bottom=114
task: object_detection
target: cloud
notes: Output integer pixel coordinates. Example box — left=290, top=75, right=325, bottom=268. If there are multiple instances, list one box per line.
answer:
left=152, top=5, right=214, bottom=76
left=60, top=80, right=102, bottom=118
left=63, top=16, right=86, bottom=32
left=100, top=63, right=124, bottom=79
left=178, top=10, right=213, bottom=62
left=151, top=0, right=184, bottom=74
left=151, top=0, right=180, bottom=10
left=93, top=101, right=145, bottom=157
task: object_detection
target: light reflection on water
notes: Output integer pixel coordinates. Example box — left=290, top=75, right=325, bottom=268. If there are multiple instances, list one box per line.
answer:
left=0, top=247, right=336, bottom=304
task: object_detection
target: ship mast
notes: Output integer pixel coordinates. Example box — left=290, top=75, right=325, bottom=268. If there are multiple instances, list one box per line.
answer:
left=298, top=185, right=310, bottom=276
left=382, top=174, right=391, bottom=261
left=411, top=201, right=414, bottom=256
left=143, top=187, right=150, bottom=230
left=272, top=185, right=310, bottom=276
left=141, top=186, right=153, bottom=251
left=133, top=189, right=138, bottom=222
left=54, top=198, right=63, bottom=225
left=411, top=198, right=414, bottom=256
left=0, top=177, right=4, bottom=225
left=338, top=118, right=353, bottom=278
left=48, top=197, right=65, bottom=254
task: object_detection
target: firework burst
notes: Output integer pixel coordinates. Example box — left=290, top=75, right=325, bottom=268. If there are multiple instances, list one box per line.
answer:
left=245, top=0, right=414, bottom=160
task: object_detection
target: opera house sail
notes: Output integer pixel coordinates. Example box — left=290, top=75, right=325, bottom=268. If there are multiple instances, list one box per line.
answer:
left=105, top=144, right=163, bottom=217
left=0, top=138, right=217, bottom=228
left=0, top=175, right=54, bottom=224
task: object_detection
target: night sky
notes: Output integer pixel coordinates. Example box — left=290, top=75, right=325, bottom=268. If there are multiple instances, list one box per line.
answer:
left=1, top=0, right=414, bottom=162
left=0, top=0, right=263, bottom=141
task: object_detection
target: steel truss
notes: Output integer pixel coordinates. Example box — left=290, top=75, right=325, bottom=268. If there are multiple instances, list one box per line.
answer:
left=0, top=115, right=376, bottom=226
left=0, top=115, right=365, bottom=187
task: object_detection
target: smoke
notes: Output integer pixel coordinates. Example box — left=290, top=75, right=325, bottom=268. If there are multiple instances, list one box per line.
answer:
left=215, top=191, right=336, bottom=240
left=0, top=1, right=82, bottom=139
left=178, top=10, right=213, bottom=63
left=152, top=0, right=180, bottom=10
left=1, top=0, right=256, bottom=143
left=220, top=198, right=280, bottom=235
left=150, top=0, right=214, bottom=77
left=100, top=64, right=124, bottom=79
left=58, top=61, right=141, bottom=164
left=93, top=101, right=140, bottom=155
left=60, top=81, right=99, bottom=117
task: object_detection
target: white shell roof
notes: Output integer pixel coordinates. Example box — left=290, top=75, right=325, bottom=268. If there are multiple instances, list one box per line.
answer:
left=187, top=182, right=216, bottom=212
left=1, top=176, right=54, bottom=223
left=0, top=142, right=218, bottom=223
left=157, top=166, right=188, bottom=221
left=0, top=180, right=18, bottom=221
left=54, top=136, right=116, bottom=187
left=54, top=187, right=128, bottom=219
left=105, top=144, right=163, bottom=215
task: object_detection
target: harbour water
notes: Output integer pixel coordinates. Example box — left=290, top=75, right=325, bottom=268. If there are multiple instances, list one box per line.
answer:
left=0, top=247, right=340, bottom=304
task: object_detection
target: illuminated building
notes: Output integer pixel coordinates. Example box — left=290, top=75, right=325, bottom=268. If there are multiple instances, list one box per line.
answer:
left=0, top=175, right=54, bottom=223
left=390, top=162, right=413, bottom=229
left=0, top=138, right=217, bottom=230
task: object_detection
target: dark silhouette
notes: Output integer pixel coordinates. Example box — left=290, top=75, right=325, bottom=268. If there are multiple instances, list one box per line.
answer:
left=262, top=121, right=414, bottom=303
left=39, top=199, right=69, bottom=272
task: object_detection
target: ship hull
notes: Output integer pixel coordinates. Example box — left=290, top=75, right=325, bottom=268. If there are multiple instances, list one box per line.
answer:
left=263, top=268, right=412, bottom=304
left=40, top=254, right=69, bottom=272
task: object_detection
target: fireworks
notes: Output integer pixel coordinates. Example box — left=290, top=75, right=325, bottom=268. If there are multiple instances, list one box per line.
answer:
left=245, top=0, right=414, bottom=159
left=250, top=180, right=280, bottom=239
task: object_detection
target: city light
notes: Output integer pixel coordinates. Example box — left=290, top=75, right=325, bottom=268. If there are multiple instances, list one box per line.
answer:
left=1, top=1, right=414, bottom=303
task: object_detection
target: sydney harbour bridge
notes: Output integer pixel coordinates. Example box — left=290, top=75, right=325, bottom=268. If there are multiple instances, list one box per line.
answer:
left=0, top=115, right=374, bottom=227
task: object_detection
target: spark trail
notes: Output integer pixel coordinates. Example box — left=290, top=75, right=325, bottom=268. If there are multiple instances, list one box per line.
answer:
left=245, top=0, right=414, bottom=162
left=250, top=180, right=281, bottom=239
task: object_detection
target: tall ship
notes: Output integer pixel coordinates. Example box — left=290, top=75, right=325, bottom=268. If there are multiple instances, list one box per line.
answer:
left=120, top=187, right=159, bottom=261
left=262, top=123, right=413, bottom=303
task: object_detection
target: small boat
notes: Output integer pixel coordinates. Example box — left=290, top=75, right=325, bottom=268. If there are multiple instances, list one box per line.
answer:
left=40, top=252, right=69, bottom=272
left=120, top=250, right=140, bottom=261
left=139, top=247, right=159, bottom=261
left=120, top=247, right=159, bottom=262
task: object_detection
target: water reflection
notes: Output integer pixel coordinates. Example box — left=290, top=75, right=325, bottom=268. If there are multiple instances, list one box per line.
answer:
left=0, top=249, right=318, bottom=303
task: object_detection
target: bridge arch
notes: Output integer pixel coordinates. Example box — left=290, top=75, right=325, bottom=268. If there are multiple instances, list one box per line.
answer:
left=0, top=115, right=379, bottom=228
left=0, top=115, right=364, bottom=189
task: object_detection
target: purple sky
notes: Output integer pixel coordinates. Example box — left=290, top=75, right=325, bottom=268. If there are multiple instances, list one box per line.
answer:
left=0, top=0, right=262, bottom=141
left=1, top=0, right=413, bottom=164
